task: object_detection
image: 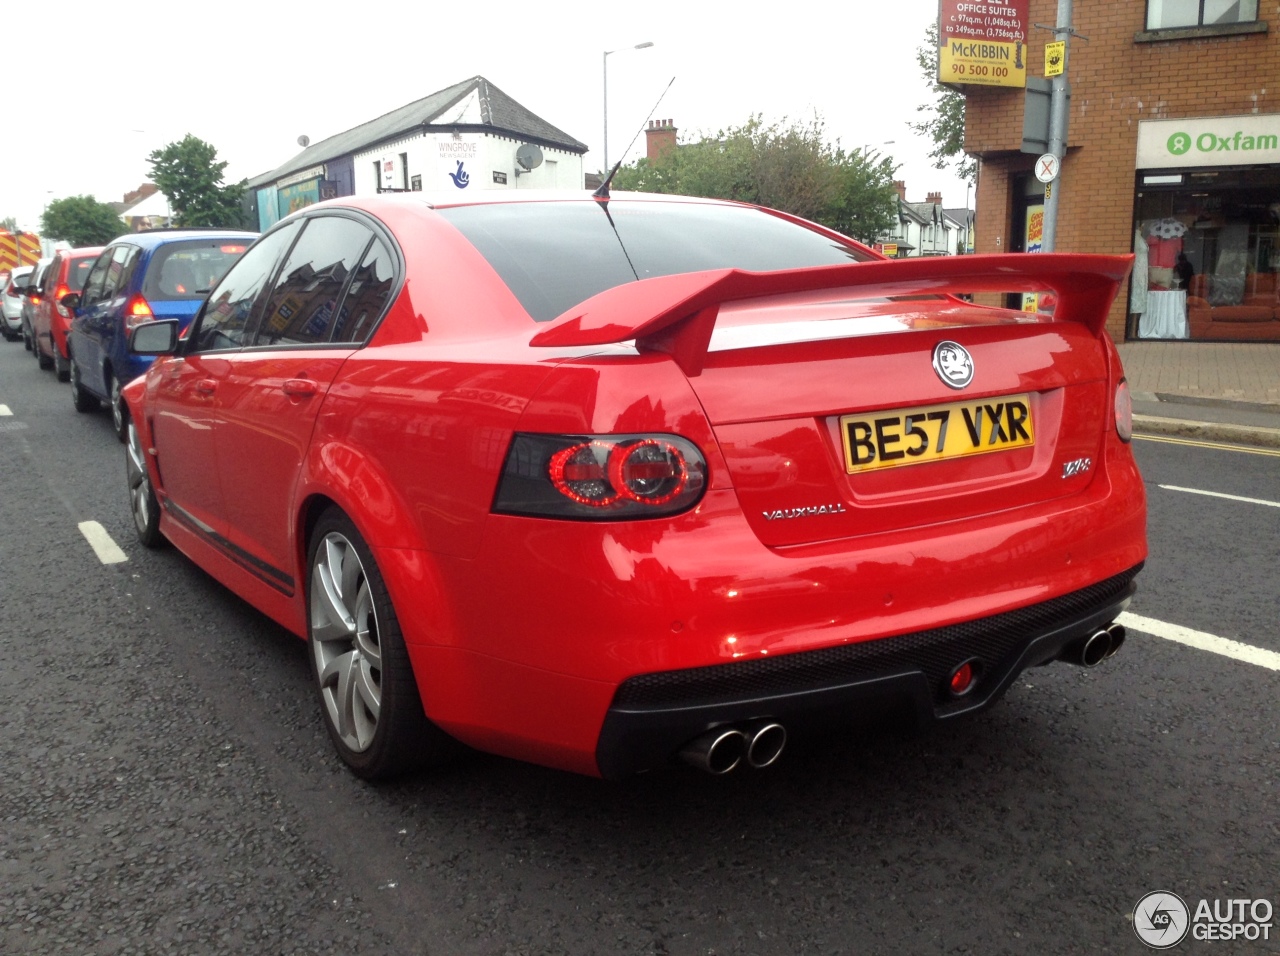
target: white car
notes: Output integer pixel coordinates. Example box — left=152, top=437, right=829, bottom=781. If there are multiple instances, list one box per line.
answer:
left=2, top=265, right=33, bottom=342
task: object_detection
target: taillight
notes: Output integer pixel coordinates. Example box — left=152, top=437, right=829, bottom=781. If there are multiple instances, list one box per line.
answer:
left=124, top=295, right=154, bottom=331
left=1114, top=377, right=1133, bottom=442
left=54, top=284, right=71, bottom=317
left=494, top=433, right=707, bottom=519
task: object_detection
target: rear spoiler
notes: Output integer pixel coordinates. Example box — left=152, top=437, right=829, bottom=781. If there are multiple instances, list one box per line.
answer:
left=529, top=253, right=1133, bottom=376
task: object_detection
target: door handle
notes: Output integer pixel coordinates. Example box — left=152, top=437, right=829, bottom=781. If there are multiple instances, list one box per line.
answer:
left=282, top=378, right=318, bottom=397
left=196, top=379, right=216, bottom=395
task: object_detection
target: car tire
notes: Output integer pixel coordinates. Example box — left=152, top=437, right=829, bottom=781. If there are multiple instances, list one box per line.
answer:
left=54, top=347, right=70, bottom=382
left=307, top=508, right=455, bottom=780
left=126, top=420, right=164, bottom=549
left=110, top=376, right=128, bottom=442
left=36, top=336, right=53, bottom=370
left=22, top=326, right=32, bottom=351
left=70, top=355, right=101, bottom=413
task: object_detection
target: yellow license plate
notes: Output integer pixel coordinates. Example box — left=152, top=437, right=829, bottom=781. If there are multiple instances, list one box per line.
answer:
left=840, top=394, right=1035, bottom=474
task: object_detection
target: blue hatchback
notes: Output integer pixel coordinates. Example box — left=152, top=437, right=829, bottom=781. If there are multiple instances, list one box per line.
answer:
left=67, top=229, right=256, bottom=437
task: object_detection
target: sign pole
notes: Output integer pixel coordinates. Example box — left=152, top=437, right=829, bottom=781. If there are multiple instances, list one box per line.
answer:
left=1040, top=0, right=1072, bottom=253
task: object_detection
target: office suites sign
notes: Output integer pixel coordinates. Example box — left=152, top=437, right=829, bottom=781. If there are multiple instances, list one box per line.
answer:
left=1137, top=114, right=1280, bottom=168
left=938, top=0, right=1027, bottom=88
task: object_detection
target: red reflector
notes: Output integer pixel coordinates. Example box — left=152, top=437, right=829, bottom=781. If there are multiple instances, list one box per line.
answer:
left=949, top=662, right=975, bottom=696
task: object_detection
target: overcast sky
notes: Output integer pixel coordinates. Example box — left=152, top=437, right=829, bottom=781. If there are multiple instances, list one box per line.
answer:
left=2, top=0, right=970, bottom=231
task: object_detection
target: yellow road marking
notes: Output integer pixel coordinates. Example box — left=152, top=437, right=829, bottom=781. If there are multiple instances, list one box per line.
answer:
left=1134, top=434, right=1280, bottom=457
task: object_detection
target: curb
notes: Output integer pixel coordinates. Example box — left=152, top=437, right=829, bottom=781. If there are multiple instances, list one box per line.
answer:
left=1132, top=414, right=1280, bottom=449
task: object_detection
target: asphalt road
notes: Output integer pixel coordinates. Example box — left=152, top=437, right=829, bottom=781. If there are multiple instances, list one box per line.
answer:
left=1, top=340, right=1277, bottom=955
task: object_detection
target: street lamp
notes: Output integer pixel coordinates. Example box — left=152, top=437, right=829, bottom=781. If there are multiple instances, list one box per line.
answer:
left=603, top=41, right=654, bottom=172
left=861, top=140, right=895, bottom=160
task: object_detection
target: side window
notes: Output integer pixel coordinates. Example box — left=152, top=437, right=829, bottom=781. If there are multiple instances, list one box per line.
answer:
left=104, top=245, right=136, bottom=300
left=80, top=249, right=115, bottom=306
left=331, top=238, right=396, bottom=343
left=190, top=221, right=301, bottom=353
left=251, top=216, right=374, bottom=347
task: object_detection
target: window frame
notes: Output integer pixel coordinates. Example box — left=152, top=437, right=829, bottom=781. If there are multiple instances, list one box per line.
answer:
left=1143, top=0, right=1259, bottom=31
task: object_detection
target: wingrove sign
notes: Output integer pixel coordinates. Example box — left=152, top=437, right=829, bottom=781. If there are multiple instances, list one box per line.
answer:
left=1137, top=114, right=1280, bottom=169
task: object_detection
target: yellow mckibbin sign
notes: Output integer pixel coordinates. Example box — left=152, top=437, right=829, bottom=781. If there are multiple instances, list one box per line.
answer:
left=938, top=0, right=1028, bottom=89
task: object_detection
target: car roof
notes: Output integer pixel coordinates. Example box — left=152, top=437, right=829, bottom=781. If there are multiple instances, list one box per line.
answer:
left=111, top=229, right=258, bottom=250
left=298, top=190, right=745, bottom=217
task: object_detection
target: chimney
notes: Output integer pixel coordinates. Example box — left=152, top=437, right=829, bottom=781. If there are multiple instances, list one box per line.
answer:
left=926, top=191, right=942, bottom=205
left=645, top=118, right=677, bottom=162
left=893, top=180, right=907, bottom=201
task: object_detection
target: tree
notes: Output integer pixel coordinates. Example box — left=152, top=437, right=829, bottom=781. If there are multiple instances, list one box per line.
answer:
left=148, top=134, right=248, bottom=228
left=1, top=216, right=17, bottom=232
left=911, top=23, right=976, bottom=181
left=611, top=115, right=899, bottom=245
left=40, top=196, right=126, bottom=246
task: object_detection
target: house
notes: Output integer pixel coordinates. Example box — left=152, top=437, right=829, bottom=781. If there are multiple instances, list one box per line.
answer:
left=879, top=183, right=967, bottom=257
left=247, top=76, right=588, bottom=232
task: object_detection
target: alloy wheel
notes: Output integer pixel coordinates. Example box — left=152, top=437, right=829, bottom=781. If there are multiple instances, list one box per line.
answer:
left=310, top=532, right=382, bottom=753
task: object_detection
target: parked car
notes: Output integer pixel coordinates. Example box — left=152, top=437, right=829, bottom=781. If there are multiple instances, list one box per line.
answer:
left=24, top=257, right=53, bottom=361
left=32, top=246, right=102, bottom=380
left=121, top=192, right=1147, bottom=782
left=66, top=229, right=254, bottom=437
left=2, top=265, right=33, bottom=343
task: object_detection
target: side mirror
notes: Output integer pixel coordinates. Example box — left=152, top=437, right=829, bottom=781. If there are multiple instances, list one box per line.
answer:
left=130, top=319, right=180, bottom=356
left=61, top=292, right=81, bottom=311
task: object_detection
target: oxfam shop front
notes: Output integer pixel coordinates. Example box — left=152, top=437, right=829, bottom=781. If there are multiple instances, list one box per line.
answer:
left=1129, top=114, right=1280, bottom=342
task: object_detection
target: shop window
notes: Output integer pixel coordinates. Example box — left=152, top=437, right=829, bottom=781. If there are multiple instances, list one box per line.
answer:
left=1131, top=168, right=1280, bottom=341
left=1145, top=0, right=1258, bottom=30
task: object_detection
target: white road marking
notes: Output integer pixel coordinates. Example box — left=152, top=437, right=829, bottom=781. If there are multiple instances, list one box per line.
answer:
left=1119, top=612, right=1280, bottom=672
left=1158, top=484, right=1280, bottom=509
left=79, top=521, right=128, bottom=565
left=0, top=404, right=11, bottom=416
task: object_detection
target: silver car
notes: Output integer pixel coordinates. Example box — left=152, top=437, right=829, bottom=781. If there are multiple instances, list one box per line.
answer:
left=21, top=258, right=52, bottom=352
left=2, top=265, right=32, bottom=342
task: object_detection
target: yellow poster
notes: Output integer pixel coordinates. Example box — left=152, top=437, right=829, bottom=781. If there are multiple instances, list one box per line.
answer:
left=938, top=1, right=1029, bottom=89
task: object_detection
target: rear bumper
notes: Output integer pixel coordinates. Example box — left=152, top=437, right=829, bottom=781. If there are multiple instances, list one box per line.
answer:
left=595, top=564, right=1140, bottom=778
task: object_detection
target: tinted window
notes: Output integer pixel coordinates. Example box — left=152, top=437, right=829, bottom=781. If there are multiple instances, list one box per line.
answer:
left=191, top=222, right=300, bottom=353
left=253, top=216, right=373, bottom=346
left=67, top=255, right=97, bottom=293
left=330, top=238, right=395, bottom=343
left=438, top=201, right=871, bottom=321
left=81, top=250, right=114, bottom=306
left=143, top=237, right=253, bottom=302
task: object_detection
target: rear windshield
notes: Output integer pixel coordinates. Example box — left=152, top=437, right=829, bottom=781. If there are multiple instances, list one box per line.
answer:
left=68, top=255, right=97, bottom=293
left=143, top=238, right=252, bottom=302
left=437, top=200, right=872, bottom=322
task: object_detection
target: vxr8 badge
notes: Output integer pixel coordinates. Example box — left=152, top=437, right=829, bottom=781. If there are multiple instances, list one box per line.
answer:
left=763, top=503, right=848, bottom=521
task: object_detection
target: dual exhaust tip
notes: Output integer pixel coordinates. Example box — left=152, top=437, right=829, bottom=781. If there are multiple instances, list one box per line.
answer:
left=680, top=722, right=786, bottom=775
left=1064, top=622, right=1127, bottom=667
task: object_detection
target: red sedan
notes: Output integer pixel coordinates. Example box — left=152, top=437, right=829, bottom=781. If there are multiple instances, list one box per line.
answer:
left=121, top=192, right=1146, bottom=780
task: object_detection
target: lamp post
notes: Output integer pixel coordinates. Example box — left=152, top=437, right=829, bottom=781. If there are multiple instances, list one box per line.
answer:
left=860, top=140, right=894, bottom=160
left=603, top=41, right=654, bottom=172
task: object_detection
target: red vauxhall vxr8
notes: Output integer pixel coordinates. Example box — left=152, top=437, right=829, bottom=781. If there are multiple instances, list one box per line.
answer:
left=120, top=191, right=1146, bottom=781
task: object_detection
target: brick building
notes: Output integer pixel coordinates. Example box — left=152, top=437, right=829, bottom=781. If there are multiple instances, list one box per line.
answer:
left=964, top=1, right=1279, bottom=343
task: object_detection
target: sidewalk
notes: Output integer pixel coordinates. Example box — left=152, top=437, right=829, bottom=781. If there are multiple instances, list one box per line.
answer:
left=1116, top=342, right=1280, bottom=448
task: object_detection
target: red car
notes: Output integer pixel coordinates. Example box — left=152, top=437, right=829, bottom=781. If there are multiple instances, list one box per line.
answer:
left=122, top=192, right=1146, bottom=781
left=33, top=246, right=103, bottom=379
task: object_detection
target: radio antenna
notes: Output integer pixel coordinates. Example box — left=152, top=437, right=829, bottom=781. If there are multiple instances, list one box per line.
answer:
left=593, top=76, right=676, bottom=201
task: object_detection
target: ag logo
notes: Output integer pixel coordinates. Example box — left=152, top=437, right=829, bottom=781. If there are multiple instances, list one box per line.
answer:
left=1134, top=891, right=1190, bottom=949
left=1167, top=132, right=1192, bottom=156
left=932, top=341, right=974, bottom=389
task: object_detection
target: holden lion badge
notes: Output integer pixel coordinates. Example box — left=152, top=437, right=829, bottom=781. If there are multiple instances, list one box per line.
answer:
left=932, top=341, right=974, bottom=389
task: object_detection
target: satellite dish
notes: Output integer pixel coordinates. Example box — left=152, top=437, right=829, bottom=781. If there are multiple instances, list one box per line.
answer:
left=515, top=143, right=544, bottom=172
left=297, top=134, right=310, bottom=147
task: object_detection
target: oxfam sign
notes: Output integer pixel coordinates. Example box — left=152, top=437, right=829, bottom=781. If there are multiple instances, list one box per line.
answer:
left=1166, top=129, right=1279, bottom=155
left=1138, top=114, right=1280, bottom=168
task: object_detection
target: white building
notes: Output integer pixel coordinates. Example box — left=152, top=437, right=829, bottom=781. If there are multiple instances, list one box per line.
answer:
left=249, top=76, right=587, bottom=232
